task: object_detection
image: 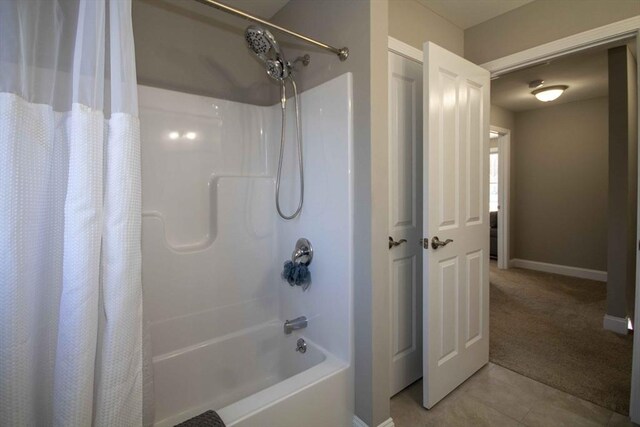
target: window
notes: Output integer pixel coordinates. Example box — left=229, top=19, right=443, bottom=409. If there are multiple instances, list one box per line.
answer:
left=490, top=151, right=499, bottom=212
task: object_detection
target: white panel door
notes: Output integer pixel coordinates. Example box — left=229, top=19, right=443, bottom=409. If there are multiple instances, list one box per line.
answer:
left=388, top=51, right=423, bottom=396
left=422, top=42, right=490, bottom=408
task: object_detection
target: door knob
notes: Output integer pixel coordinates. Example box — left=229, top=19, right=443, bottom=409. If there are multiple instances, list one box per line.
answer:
left=431, top=236, right=453, bottom=250
left=389, top=236, right=407, bottom=249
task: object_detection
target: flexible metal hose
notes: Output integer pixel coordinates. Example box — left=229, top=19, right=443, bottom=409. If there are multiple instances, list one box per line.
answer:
left=275, top=77, right=304, bottom=220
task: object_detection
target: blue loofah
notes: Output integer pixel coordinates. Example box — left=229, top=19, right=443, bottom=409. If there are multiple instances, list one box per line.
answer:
left=282, top=260, right=311, bottom=290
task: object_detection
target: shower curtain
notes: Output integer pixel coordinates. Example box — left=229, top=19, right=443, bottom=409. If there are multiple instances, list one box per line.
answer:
left=0, top=0, right=143, bottom=425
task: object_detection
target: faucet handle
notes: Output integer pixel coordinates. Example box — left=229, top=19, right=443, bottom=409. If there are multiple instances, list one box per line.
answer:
left=291, top=238, right=313, bottom=266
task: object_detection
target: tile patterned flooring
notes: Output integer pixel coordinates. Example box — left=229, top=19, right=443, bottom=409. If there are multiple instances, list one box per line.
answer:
left=390, top=363, right=638, bottom=427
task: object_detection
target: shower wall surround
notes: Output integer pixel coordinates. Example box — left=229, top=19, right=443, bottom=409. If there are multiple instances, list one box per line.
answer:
left=140, top=73, right=353, bottom=426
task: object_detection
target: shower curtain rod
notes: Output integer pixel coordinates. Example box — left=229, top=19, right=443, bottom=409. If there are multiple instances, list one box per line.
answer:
left=194, top=0, right=349, bottom=61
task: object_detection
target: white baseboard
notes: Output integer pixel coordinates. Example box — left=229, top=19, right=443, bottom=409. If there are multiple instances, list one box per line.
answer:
left=353, top=416, right=368, bottom=427
left=353, top=416, right=395, bottom=427
left=510, top=258, right=607, bottom=282
left=603, top=314, right=629, bottom=335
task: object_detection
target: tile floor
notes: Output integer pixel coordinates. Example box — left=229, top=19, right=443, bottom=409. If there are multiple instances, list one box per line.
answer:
left=390, top=363, right=638, bottom=427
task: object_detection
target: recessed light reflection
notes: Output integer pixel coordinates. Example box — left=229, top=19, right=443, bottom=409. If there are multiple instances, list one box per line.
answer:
left=168, top=131, right=198, bottom=141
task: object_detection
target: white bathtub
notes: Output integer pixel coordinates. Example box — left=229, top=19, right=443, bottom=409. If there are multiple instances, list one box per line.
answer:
left=152, top=320, right=351, bottom=427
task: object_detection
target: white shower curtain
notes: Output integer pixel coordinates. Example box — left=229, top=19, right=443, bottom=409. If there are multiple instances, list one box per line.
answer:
left=0, top=0, right=143, bottom=425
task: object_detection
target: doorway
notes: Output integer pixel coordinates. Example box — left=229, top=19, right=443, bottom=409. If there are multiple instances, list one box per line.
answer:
left=488, top=42, right=636, bottom=415
left=388, top=18, right=640, bottom=423
left=489, top=127, right=510, bottom=270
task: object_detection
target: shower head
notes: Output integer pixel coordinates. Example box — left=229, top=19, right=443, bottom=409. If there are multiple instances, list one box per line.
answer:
left=265, top=59, right=286, bottom=81
left=245, top=25, right=289, bottom=81
left=245, top=25, right=280, bottom=58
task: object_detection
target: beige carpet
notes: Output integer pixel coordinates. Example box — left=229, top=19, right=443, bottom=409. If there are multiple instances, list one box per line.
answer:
left=490, top=263, right=634, bottom=415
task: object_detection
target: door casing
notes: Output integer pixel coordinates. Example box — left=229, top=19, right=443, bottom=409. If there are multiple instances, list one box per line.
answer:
left=490, top=126, right=511, bottom=270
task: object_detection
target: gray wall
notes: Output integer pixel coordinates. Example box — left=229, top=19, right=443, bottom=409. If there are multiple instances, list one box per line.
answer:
left=490, top=105, right=517, bottom=261
left=464, top=0, right=640, bottom=65
left=513, top=97, right=609, bottom=271
left=388, top=0, right=464, bottom=56
left=607, top=46, right=638, bottom=320
left=272, top=1, right=391, bottom=425
left=628, top=47, right=638, bottom=323
left=132, top=0, right=274, bottom=105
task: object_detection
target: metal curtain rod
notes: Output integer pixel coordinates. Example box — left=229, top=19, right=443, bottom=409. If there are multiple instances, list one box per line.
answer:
left=194, top=0, right=349, bottom=61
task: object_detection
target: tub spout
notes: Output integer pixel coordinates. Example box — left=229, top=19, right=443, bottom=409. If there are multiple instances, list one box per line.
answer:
left=284, top=316, right=307, bottom=334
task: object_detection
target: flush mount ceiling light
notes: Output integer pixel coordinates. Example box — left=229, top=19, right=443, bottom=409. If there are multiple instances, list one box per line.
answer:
left=531, top=85, right=568, bottom=102
left=528, top=79, right=544, bottom=89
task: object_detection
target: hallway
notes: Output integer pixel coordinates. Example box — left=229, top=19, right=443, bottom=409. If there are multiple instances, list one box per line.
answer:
left=490, top=264, right=633, bottom=414
left=390, top=264, right=637, bottom=426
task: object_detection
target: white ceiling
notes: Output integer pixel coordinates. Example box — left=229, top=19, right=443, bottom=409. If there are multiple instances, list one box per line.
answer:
left=223, top=0, right=290, bottom=19
left=418, top=0, right=534, bottom=29
left=491, top=48, right=609, bottom=112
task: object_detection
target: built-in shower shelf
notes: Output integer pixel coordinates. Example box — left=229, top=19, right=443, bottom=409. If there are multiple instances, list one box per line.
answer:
left=142, top=175, right=275, bottom=254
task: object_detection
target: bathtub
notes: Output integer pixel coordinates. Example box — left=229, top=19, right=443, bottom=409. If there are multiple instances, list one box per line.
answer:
left=141, top=74, right=354, bottom=427
left=152, top=320, right=351, bottom=427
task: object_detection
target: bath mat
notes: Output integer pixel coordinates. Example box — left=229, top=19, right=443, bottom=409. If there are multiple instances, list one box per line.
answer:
left=175, top=410, right=226, bottom=427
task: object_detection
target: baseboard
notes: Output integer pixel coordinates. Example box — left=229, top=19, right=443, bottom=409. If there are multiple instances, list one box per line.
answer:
left=353, top=415, right=368, bottom=427
left=353, top=416, right=395, bottom=427
left=603, top=314, right=629, bottom=335
left=510, top=258, right=607, bottom=282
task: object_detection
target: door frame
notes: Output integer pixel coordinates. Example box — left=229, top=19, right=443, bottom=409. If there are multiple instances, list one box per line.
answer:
left=389, top=36, right=423, bottom=64
left=480, top=16, right=640, bottom=423
left=490, top=126, right=511, bottom=270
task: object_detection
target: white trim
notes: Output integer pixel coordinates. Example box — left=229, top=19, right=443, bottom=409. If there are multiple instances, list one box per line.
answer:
left=481, top=16, right=640, bottom=77
left=603, top=314, right=630, bottom=335
left=388, top=36, right=423, bottom=64
left=353, top=415, right=368, bottom=427
left=510, top=258, right=607, bottom=282
left=352, top=416, right=395, bottom=427
left=491, top=126, right=511, bottom=270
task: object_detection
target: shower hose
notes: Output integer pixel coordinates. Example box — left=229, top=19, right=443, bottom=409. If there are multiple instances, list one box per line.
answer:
left=275, top=77, right=304, bottom=220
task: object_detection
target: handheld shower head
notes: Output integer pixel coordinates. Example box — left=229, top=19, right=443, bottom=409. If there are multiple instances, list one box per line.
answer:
left=244, top=25, right=305, bottom=220
left=245, top=25, right=289, bottom=81
left=266, top=58, right=286, bottom=81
